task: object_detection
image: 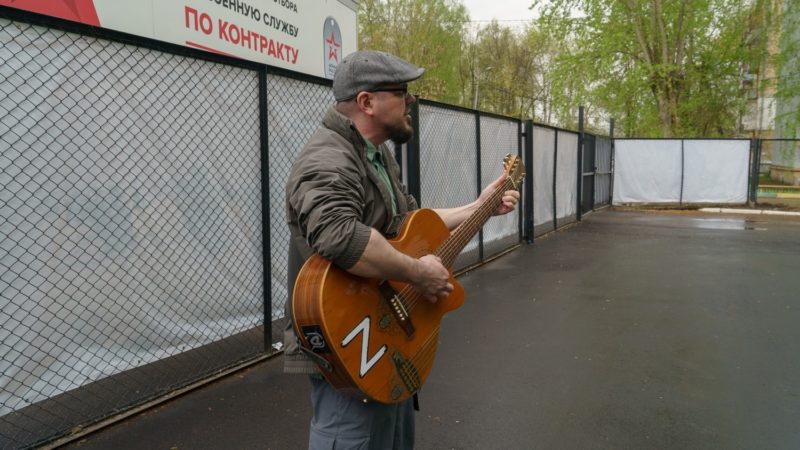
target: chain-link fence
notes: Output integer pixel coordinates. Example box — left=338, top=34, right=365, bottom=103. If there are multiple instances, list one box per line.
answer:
left=531, top=126, right=556, bottom=236
left=1, top=15, right=265, bottom=449
left=265, top=72, right=333, bottom=332
left=1, top=10, right=610, bottom=449
left=527, top=126, right=582, bottom=236
left=595, top=136, right=613, bottom=207
left=581, top=133, right=595, bottom=215
left=556, top=131, right=580, bottom=225
left=417, top=101, right=523, bottom=271
left=754, top=139, right=800, bottom=206
left=479, top=114, right=521, bottom=258
left=418, top=102, right=481, bottom=271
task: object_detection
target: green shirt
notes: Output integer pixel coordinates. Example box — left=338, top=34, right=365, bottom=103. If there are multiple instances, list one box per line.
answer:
left=365, top=141, right=398, bottom=215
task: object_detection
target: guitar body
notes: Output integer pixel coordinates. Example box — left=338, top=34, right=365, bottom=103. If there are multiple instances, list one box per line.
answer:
left=292, top=154, right=525, bottom=404
left=292, top=208, right=465, bottom=404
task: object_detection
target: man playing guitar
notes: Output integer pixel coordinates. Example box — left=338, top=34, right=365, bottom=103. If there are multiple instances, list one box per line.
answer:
left=284, top=50, right=519, bottom=450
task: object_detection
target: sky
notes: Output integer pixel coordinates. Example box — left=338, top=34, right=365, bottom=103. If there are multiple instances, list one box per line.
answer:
left=458, top=0, right=539, bottom=27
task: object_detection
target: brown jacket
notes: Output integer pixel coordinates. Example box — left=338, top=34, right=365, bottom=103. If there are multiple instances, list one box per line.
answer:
left=283, top=106, right=417, bottom=373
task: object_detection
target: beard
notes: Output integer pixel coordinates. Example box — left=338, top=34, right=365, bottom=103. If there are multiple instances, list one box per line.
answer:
left=387, top=119, right=414, bottom=144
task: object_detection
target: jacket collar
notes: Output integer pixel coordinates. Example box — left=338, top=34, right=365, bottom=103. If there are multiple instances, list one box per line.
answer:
left=322, top=106, right=369, bottom=157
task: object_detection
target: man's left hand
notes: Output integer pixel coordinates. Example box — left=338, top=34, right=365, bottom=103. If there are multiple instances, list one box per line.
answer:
left=479, top=175, right=520, bottom=216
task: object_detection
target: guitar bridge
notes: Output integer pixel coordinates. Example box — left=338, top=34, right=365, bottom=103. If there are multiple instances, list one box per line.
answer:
left=392, top=350, right=421, bottom=394
left=378, top=281, right=415, bottom=338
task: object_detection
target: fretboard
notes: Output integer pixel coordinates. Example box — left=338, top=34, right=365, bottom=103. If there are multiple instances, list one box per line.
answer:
left=436, top=177, right=516, bottom=268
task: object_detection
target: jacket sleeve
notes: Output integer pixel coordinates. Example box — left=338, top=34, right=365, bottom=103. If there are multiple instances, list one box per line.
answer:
left=287, top=146, right=372, bottom=270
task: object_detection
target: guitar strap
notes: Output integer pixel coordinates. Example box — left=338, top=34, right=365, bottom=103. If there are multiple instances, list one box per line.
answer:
left=297, top=345, right=333, bottom=372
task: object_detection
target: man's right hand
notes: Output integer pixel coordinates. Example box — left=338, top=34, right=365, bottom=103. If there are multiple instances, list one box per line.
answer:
left=410, top=254, right=453, bottom=303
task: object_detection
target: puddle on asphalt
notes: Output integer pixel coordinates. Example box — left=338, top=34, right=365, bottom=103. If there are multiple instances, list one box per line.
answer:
left=689, top=218, right=766, bottom=231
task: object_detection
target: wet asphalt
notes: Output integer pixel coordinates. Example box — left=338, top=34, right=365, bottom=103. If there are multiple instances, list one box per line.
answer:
left=64, top=209, right=800, bottom=450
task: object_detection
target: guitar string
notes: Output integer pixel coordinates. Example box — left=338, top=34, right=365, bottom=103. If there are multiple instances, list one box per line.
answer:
left=397, top=184, right=508, bottom=313
left=401, top=177, right=515, bottom=311
left=373, top=331, right=438, bottom=395
left=374, top=324, right=442, bottom=396
left=367, top=169, right=520, bottom=398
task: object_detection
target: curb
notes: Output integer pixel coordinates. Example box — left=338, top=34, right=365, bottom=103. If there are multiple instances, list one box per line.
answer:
left=699, top=208, right=800, bottom=217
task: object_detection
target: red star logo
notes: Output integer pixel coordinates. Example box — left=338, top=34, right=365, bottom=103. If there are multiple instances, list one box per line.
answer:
left=326, top=31, right=341, bottom=62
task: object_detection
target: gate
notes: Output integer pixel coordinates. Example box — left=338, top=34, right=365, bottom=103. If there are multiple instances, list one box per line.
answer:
left=752, top=139, right=800, bottom=205
left=581, top=133, right=596, bottom=214
left=594, top=136, right=613, bottom=206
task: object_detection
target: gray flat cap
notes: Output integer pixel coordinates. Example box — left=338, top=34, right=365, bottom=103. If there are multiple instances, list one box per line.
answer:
left=333, top=50, right=424, bottom=101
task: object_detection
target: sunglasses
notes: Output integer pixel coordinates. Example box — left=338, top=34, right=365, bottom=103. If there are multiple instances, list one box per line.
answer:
left=369, top=86, right=416, bottom=99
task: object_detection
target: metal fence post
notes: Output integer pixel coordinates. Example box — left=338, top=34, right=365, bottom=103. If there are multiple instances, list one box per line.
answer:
left=259, top=67, right=272, bottom=350
left=748, top=139, right=755, bottom=204
left=553, top=131, right=559, bottom=231
left=577, top=106, right=584, bottom=221
left=584, top=136, right=599, bottom=211
left=751, top=138, right=763, bottom=204
left=609, top=119, right=615, bottom=204
left=524, top=120, right=534, bottom=243
left=476, top=111, right=484, bottom=262
left=408, top=100, right=422, bottom=203
left=679, top=139, right=685, bottom=205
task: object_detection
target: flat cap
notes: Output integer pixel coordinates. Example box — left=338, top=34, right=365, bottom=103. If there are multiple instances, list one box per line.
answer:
left=333, top=50, right=424, bottom=101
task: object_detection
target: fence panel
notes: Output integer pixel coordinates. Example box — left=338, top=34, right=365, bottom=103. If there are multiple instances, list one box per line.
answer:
left=581, top=134, right=596, bottom=214
left=0, top=17, right=263, bottom=449
left=479, top=115, right=521, bottom=257
left=418, top=103, right=479, bottom=270
left=757, top=139, right=800, bottom=205
left=614, top=139, right=750, bottom=205
left=266, top=73, right=333, bottom=323
left=532, top=126, right=555, bottom=235
left=770, top=139, right=800, bottom=176
left=555, top=131, right=579, bottom=225
left=613, top=140, right=682, bottom=204
left=682, top=140, right=750, bottom=203
left=595, top=136, right=612, bottom=206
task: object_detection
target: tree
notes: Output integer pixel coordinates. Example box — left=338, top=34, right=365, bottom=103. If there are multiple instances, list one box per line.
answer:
left=358, top=0, right=470, bottom=104
left=775, top=1, right=800, bottom=139
left=535, top=0, right=770, bottom=137
left=467, top=22, right=541, bottom=118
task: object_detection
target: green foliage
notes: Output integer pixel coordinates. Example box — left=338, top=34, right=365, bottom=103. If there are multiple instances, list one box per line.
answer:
left=357, top=1, right=554, bottom=117
left=356, top=0, right=780, bottom=137
left=535, top=0, right=769, bottom=137
left=467, top=22, right=544, bottom=118
left=776, top=2, right=800, bottom=139
left=358, top=0, right=469, bottom=104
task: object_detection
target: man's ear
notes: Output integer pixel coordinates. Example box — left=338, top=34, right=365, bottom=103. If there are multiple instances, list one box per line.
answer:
left=355, top=91, right=374, bottom=116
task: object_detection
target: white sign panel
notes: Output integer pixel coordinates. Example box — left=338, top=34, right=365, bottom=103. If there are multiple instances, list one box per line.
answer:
left=1, top=0, right=357, bottom=79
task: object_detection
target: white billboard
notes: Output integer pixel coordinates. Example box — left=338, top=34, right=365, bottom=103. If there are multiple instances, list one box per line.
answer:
left=0, top=0, right=357, bottom=79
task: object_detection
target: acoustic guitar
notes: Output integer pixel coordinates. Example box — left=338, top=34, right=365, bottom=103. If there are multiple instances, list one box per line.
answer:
left=292, top=154, right=525, bottom=403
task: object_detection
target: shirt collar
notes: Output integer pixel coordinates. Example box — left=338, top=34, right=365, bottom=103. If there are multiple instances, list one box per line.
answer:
left=365, top=140, right=382, bottom=163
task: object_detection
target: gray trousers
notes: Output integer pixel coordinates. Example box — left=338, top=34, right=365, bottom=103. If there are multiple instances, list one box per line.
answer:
left=308, top=375, right=415, bottom=450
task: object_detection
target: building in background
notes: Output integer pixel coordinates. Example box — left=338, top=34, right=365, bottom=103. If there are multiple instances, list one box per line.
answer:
left=741, top=0, right=779, bottom=175
left=773, top=0, right=800, bottom=185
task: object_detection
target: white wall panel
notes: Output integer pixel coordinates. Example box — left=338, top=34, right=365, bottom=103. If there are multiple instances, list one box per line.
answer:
left=555, top=131, right=578, bottom=221
left=683, top=140, right=749, bottom=203
left=613, top=140, right=682, bottom=204
left=533, top=127, right=555, bottom=228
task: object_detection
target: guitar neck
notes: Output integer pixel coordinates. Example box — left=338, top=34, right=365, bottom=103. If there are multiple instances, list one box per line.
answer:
left=436, top=177, right=516, bottom=268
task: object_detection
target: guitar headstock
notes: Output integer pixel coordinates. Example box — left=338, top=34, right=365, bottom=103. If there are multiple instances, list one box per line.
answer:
left=503, top=154, right=526, bottom=191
